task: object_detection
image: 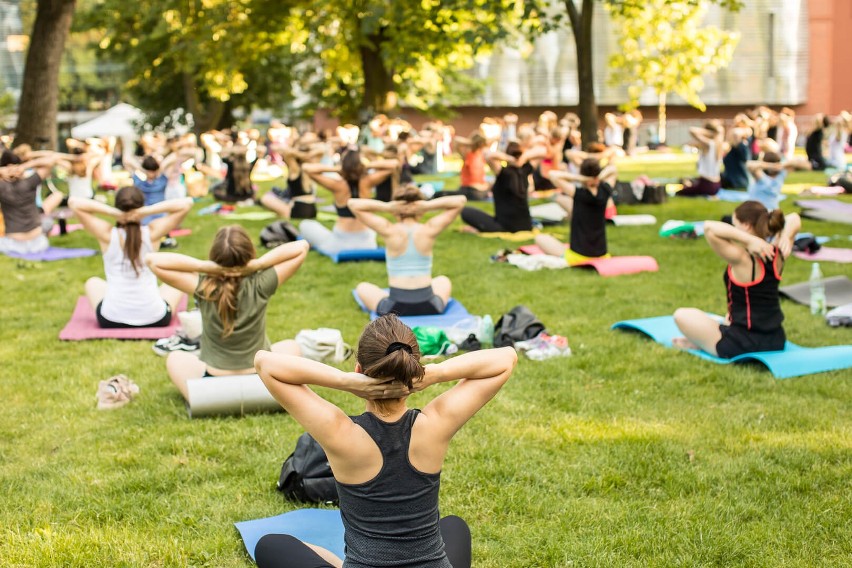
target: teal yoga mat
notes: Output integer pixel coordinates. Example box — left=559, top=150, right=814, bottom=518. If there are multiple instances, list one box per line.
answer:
left=235, top=509, right=345, bottom=561
left=612, top=315, right=852, bottom=379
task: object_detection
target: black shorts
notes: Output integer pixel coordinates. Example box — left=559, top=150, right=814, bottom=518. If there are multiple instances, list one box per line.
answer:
left=96, top=301, right=172, bottom=329
left=377, top=286, right=445, bottom=317
left=716, top=324, right=786, bottom=359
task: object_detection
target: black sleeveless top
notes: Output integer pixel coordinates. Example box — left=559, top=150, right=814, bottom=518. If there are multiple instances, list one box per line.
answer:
left=286, top=170, right=308, bottom=198
left=724, top=250, right=785, bottom=333
left=336, top=179, right=359, bottom=218
left=336, top=410, right=450, bottom=568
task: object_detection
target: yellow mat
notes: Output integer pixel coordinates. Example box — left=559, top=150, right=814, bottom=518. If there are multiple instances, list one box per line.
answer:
left=781, top=184, right=816, bottom=195
left=466, top=229, right=540, bottom=242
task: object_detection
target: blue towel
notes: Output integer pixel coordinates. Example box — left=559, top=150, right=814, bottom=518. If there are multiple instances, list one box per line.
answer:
left=316, top=247, right=386, bottom=263
left=352, top=289, right=474, bottom=329
left=612, top=315, right=852, bottom=379
left=715, top=189, right=788, bottom=204
left=235, top=509, right=345, bottom=561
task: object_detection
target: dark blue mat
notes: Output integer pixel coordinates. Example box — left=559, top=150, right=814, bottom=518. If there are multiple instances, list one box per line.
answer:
left=235, top=509, right=344, bottom=561
left=316, top=247, right=386, bottom=263
left=612, top=315, right=852, bottom=379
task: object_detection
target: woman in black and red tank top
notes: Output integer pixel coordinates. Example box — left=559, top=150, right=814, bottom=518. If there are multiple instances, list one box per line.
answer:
left=673, top=201, right=801, bottom=358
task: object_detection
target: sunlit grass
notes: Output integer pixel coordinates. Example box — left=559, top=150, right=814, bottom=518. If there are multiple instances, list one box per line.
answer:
left=0, top=158, right=850, bottom=567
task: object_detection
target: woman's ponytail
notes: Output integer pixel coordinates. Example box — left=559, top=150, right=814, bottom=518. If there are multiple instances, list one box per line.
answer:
left=734, top=200, right=786, bottom=239
left=114, top=186, right=145, bottom=275
left=357, top=315, right=425, bottom=413
left=766, top=209, right=786, bottom=238
left=197, top=225, right=256, bottom=338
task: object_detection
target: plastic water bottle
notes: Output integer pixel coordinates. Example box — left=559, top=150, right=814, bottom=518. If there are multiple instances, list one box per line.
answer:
left=809, top=262, right=827, bottom=316
left=480, top=315, right=494, bottom=347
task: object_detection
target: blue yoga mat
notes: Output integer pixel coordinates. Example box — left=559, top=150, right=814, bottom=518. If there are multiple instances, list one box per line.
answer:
left=612, top=315, right=852, bottom=379
left=352, top=289, right=474, bottom=329
left=715, top=189, right=787, bottom=204
left=235, top=508, right=345, bottom=561
left=316, top=247, right=386, bottom=263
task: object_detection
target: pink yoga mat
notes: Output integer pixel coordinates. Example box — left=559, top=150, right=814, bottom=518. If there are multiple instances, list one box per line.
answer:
left=575, top=256, right=659, bottom=277
left=59, top=296, right=187, bottom=340
left=48, top=223, right=84, bottom=237
left=517, top=245, right=659, bottom=276
left=793, top=247, right=852, bottom=263
left=168, top=228, right=193, bottom=237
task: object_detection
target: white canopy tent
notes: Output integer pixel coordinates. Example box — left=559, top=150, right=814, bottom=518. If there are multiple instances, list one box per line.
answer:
left=71, top=103, right=144, bottom=163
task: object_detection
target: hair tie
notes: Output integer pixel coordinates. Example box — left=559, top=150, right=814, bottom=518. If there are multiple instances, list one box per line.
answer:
left=386, top=342, right=412, bottom=356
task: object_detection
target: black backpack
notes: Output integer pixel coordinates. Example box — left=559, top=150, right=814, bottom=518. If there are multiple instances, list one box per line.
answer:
left=641, top=184, right=667, bottom=204
left=277, top=432, right=338, bottom=504
left=493, top=305, right=546, bottom=347
left=260, top=221, right=300, bottom=249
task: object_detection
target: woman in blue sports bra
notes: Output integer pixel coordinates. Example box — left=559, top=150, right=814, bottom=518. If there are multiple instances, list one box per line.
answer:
left=349, top=185, right=466, bottom=316
left=300, top=146, right=398, bottom=254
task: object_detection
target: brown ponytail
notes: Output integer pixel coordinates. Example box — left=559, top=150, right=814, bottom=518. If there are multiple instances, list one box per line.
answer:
left=734, top=200, right=786, bottom=239
left=357, top=314, right=425, bottom=412
left=196, top=225, right=256, bottom=338
left=114, top=186, right=145, bottom=275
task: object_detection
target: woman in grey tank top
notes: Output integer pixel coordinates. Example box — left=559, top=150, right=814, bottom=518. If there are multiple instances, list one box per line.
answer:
left=254, top=314, right=518, bottom=567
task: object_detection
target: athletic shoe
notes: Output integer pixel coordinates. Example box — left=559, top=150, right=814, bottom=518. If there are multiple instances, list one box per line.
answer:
left=152, top=332, right=200, bottom=356
left=159, top=237, right=179, bottom=249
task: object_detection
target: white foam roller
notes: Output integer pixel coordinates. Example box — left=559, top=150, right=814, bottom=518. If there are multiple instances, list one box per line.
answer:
left=185, top=374, right=283, bottom=418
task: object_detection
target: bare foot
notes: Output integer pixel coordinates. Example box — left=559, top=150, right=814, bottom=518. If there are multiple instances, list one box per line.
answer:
left=672, top=337, right=700, bottom=351
left=459, top=225, right=480, bottom=234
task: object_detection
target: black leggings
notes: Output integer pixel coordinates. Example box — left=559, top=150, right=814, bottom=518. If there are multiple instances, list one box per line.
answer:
left=461, top=207, right=504, bottom=233
left=255, top=515, right=471, bottom=568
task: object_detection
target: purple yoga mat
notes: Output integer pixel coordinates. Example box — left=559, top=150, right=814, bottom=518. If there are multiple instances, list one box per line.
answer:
left=793, top=247, right=852, bottom=263
left=795, top=199, right=852, bottom=213
left=59, top=296, right=187, bottom=340
left=5, top=247, right=98, bottom=262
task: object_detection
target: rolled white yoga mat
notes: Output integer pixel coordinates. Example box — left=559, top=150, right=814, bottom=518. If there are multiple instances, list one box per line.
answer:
left=185, top=374, right=283, bottom=418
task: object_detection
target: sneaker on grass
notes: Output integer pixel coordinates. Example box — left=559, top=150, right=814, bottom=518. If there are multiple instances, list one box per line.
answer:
left=153, top=332, right=200, bottom=356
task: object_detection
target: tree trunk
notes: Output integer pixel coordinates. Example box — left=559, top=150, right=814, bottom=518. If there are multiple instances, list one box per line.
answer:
left=359, top=30, right=395, bottom=118
left=566, top=0, right=598, bottom=146
left=14, top=0, right=76, bottom=150
left=183, top=72, right=226, bottom=134
left=658, top=91, right=667, bottom=145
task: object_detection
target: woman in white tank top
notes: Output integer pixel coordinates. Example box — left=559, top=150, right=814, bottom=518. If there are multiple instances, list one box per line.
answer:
left=69, top=188, right=193, bottom=327
left=679, top=123, right=724, bottom=197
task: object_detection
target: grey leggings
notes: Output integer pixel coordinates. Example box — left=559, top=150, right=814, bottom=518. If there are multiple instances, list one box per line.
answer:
left=254, top=515, right=471, bottom=568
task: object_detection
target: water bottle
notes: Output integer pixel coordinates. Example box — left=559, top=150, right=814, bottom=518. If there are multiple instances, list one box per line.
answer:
left=480, top=314, right=494, bottom=347
left=809, top=262, right=827, bottom=316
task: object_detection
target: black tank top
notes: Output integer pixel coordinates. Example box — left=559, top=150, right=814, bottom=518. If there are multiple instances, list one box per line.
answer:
left=336, top=410, right=450, bottom=568
left=724, top=250, right=785, bottom=333
left=336, top=179, right=359, bottom=218
left=286, top=170, right=308, bottom=198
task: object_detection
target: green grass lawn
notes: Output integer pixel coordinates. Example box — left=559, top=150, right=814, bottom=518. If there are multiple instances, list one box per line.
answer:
left=1, top=155, right=850, bottom=567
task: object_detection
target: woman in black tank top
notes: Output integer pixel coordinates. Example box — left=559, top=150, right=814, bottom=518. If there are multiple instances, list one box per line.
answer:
left=673, top=201, right=801, bottom=358
left=254, top=314, right=517, bottom=567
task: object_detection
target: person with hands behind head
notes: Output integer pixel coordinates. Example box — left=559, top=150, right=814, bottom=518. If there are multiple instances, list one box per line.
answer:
left=534, top=157, right=617, bottom=266
left=674, top=201, right=801, bottom=358
left=458, top=141, right=547, bottom=234
left=745, top=151, right=810, bottom=210
left=349, top=185, right=465, bottom=316
left=68, top=190, right=193, bottom=328
left=0, top=151, right=66, bottom=256
left=253, top=314, right=517, bottom=568
left=299, top=147, right=398, bottom=254
left=145, top=227, right=309, bottom=401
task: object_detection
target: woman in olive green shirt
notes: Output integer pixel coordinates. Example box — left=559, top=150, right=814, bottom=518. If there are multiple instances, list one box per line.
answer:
left=146, top=226, right=309, bottom=401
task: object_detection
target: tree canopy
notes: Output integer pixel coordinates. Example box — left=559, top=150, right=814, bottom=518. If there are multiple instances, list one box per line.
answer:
left=81, top=0, right=550, bottom=127
left=607, top=0, right=739, bottom=142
